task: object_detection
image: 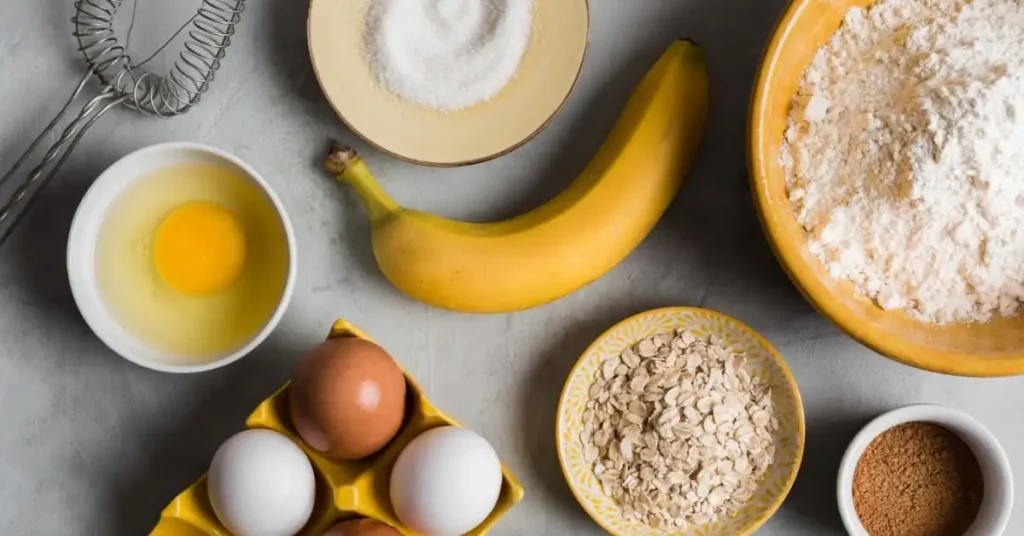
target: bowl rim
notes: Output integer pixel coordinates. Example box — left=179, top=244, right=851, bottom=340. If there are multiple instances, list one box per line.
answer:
left=305, top=0, right=591, bottom=168
left=554, top=306, right=806, bottom=536
left=66, top=141, right=297, bottom=374
left=747, top=0, right=1024, bottom=377
left=836, top=404, right=1014, bottom=536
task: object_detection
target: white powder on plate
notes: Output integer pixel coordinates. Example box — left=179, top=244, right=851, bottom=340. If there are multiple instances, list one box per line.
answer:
left=363, top=0, right=533, bottom=112
left=780, top=0, right=1024, bottom=324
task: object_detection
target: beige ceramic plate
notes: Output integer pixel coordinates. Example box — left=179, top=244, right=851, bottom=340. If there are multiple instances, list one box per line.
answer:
left=308, top=0, right=590, bottom=166
left=556, top=307, right=805, bottom=536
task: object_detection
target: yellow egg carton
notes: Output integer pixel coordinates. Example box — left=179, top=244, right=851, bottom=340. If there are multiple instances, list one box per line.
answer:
left=150, top=319, right=525, bottom=536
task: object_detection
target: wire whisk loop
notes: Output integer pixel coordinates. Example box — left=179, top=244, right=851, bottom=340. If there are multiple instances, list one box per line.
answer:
left=0, top=0, right=246, bottom=245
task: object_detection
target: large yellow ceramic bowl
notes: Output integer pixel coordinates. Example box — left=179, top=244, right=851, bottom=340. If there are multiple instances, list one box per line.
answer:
left=749, top=0, right=1024, bottom=377
left=556, top=307, right=805, bottom=536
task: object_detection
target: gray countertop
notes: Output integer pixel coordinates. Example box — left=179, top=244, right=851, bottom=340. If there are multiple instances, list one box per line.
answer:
left=0, top=0, right=1020, bottom=534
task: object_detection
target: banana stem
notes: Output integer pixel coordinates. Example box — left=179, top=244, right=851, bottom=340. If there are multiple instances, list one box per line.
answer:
left=324, top=141, right=399, bottom=221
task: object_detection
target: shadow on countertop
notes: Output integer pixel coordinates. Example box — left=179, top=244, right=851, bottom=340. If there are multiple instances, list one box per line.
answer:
left=784, top=413, right=875, bottom=533
left=3, top=164, right=99, bottom=334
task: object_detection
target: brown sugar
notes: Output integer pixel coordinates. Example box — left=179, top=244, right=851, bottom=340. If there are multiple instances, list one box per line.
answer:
left=852, top=422, right=984, bottom=536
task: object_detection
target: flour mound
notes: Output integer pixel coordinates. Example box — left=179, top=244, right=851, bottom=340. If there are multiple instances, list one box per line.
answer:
left=781, top=0, right=1024, bottom=324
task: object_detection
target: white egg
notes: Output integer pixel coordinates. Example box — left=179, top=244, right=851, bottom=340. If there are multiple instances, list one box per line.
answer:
left=389, top=426, right=503, bottom=536
left=208, top=429, right=316, bottom=536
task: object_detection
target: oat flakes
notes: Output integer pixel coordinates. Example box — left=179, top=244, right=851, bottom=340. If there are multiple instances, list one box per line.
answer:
left=579, top=330, right=778, bottom=529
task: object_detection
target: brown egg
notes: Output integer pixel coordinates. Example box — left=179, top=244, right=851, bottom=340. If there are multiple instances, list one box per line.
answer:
left=289, top=337, right=406, bottom=460
left=323, top=519, right=402, bottom=536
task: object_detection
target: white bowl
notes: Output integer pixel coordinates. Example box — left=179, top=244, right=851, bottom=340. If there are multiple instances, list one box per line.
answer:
left=837, top=404, right=1013, bottom=536
left=67, top=142, right=297, bottom=373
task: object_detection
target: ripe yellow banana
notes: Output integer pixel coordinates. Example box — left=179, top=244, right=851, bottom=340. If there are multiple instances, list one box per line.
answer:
left=325, top=39, right=709, bottom=313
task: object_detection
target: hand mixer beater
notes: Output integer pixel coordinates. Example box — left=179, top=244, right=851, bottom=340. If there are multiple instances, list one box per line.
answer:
left=0, top=0, right=246, bottom=245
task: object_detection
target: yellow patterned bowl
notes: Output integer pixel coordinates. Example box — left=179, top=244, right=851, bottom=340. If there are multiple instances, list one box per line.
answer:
left=555, top=307, right=805, bottom=535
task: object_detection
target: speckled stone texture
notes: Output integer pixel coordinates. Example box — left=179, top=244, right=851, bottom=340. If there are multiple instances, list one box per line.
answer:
left=0, top=0, right=1020, bottom=534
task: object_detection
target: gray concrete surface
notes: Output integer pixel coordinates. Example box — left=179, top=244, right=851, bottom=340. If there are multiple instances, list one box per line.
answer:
left=0, top=0, right=1020, bottom=534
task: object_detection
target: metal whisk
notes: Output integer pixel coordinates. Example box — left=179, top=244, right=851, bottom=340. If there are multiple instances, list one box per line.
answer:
left=0, top=0, right=246, bottom=245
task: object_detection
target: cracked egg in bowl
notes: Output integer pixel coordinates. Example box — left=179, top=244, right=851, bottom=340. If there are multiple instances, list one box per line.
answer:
left=67, top=142, right=296, bottom=373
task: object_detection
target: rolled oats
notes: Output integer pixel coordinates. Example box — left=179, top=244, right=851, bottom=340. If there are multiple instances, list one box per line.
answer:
left=579, top=329, right=778, bottom=530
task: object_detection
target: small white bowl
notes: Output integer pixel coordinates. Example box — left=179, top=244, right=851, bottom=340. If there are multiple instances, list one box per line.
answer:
left=837, top=404, right=1013, bottom=536
left=67, top=142, right=297, bottom=373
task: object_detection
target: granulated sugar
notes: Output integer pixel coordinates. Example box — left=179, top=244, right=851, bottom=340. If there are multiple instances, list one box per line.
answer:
left=781, top=0, right=1024, bottom=324
left=363, top=0, right=532, bottom=112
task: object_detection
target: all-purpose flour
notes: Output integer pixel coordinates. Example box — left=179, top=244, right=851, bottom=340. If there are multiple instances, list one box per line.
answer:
left=781, top=0, right=1024, bottom=324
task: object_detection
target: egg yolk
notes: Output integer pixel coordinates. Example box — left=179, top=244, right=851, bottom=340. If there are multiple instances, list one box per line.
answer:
left=152, top=201, right=246, bottom=296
